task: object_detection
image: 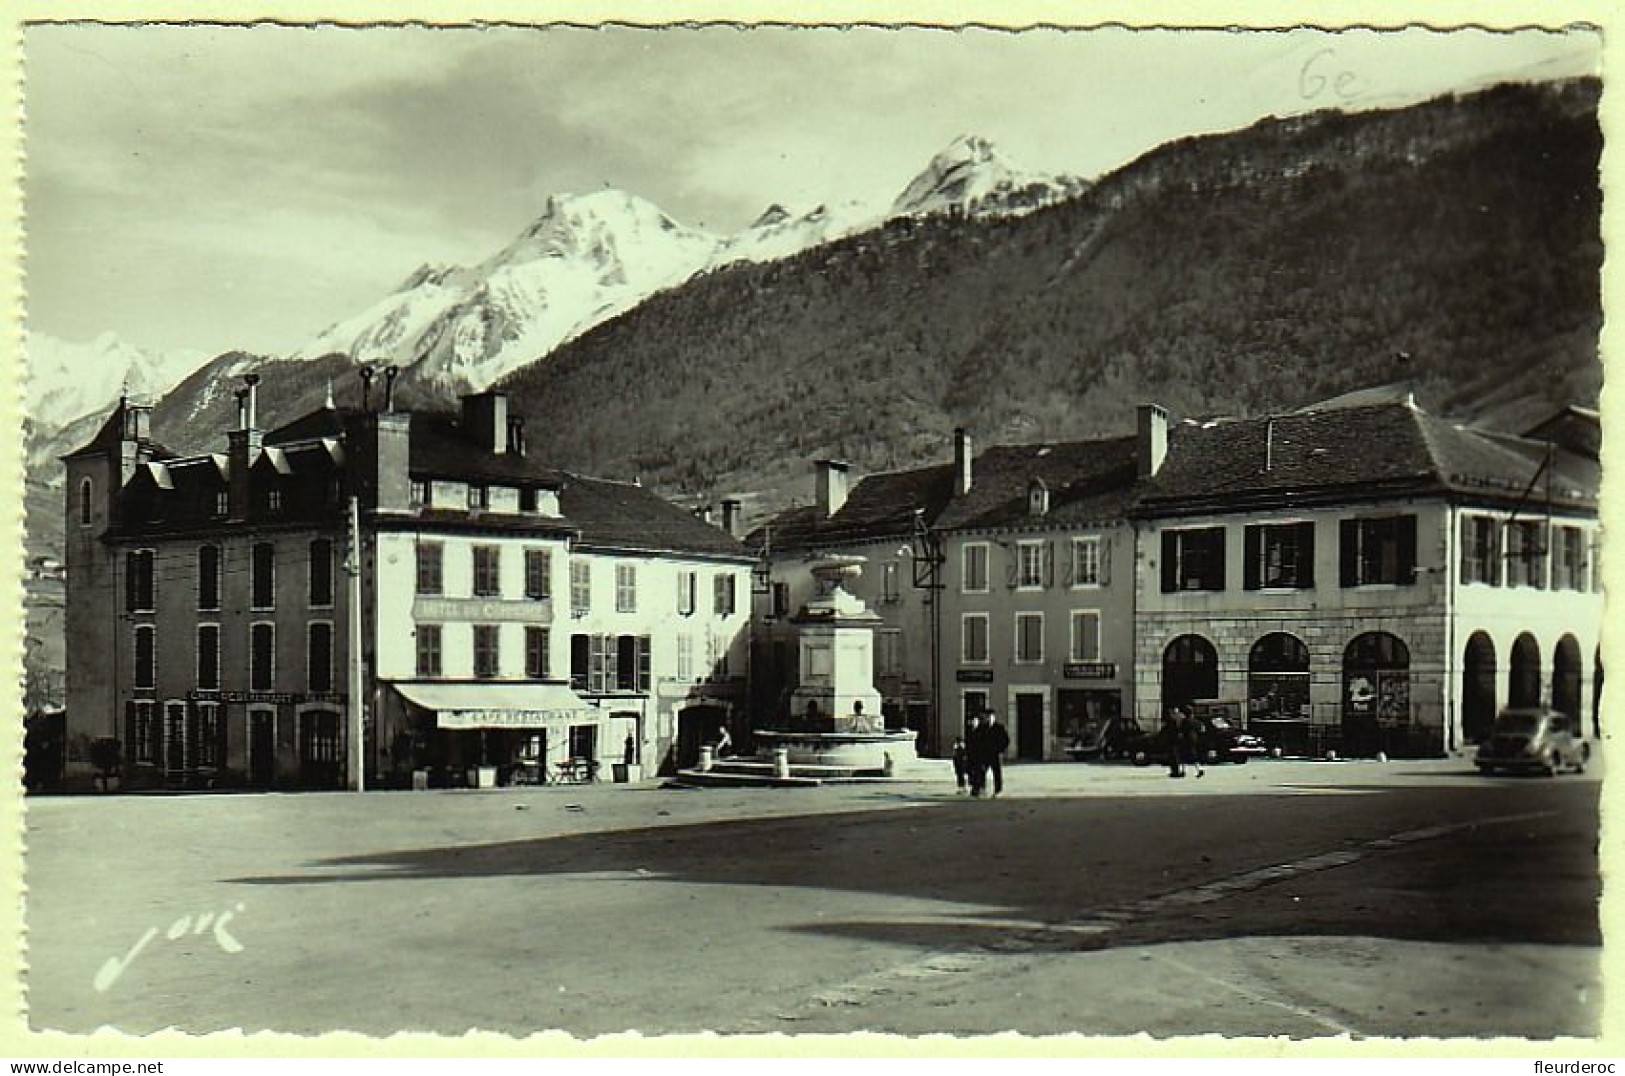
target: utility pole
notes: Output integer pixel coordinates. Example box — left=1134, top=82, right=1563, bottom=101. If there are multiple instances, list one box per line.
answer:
left=346, top=494, right=365, bottom=792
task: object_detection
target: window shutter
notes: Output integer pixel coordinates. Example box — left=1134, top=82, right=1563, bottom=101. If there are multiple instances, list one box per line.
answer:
left=1061, top=543, right=1075, bottom=588
left=1100, top=538, right=1112, bottom=586
left=125, top=553, right=138, bottom=611
left=639, top=636, right=652, bottom=693
left=1161, top=531, right=1177, bottom=592
left=1043, top=542, right=1055, bottom=588
left=1398, top=514, right=1418, bottom=585
left=1004, top=546, right=1019, bottom=590
left=1243, top=526, right=1261, bottom=590
left=1298, top=521, right=1316, bottom=588
left=1211, top=528, right=1227, bottom=591
left=1340, top=519, right=1358, bottom=587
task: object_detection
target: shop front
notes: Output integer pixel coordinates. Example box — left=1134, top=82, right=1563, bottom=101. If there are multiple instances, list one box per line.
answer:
left=390, top=682, right=600, bottom=788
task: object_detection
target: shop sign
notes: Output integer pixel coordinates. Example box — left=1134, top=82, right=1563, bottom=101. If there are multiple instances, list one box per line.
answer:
left=186, top=689, right=344, bottom=704
left=955, top=669, right=995, bottom=683
left=437, top=708, right=593, bottom=730
left=1063, top=662, right=1117, bottom=680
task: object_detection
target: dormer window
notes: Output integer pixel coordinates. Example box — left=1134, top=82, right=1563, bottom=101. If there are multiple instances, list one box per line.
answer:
left=266, top=487, right=282, bottom=514
left=520, top=487, right=538, bottom=513
left=1027, top=477, right=1050, bottom=517
left=412, top=480, right=432, bottom=508
left=468, top=484, right=489, bottom=511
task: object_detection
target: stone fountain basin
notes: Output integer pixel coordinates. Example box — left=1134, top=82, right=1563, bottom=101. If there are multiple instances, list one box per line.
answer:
left=754, top=729, right=921, bottom=770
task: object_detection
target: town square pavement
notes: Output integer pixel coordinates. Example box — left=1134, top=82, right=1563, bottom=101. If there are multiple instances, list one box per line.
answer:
left=21, top=755, right=1604, bottom=1042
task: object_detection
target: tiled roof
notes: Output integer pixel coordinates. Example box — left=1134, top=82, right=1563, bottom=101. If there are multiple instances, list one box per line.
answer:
left=561, top=474, right=752, bottom=559
left=269, top=407, right=566, bottom=487
left=1137, top=402, right=1596, bottom=515
left=933, top=436, right=1139, bottom=532
left=748, top=463, right=956, bottom=555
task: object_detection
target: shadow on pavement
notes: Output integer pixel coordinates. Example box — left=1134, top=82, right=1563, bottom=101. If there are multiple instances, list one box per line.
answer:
left=227, top=780, right=1600, bottom=955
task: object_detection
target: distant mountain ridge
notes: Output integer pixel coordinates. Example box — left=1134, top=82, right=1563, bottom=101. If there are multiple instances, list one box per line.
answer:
left=489, top=78, right=1601, bottom=524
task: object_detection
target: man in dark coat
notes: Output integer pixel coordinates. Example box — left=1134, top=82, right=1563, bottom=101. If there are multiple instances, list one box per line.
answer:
left=983, top=711, right=1011, bottom=796
left=1162, top=709, right=1185, bottom=778
left=965, top=714, right=987, bottom=797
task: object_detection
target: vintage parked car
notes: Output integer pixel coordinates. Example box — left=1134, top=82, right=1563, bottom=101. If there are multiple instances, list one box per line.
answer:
left=1128, top=700, right=1267, bottom=766
left=1475, top=707, right=1590, bottom=776
left=1066, top=713, right=1146, bottom=761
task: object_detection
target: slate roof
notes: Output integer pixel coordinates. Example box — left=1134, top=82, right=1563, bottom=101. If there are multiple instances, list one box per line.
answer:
left=933, top=436, right=1139, bottom=532
left=61, top=399, right=177, bottom=461
left=1136, top=401, right=1596, bottom=516
left=560, top=474, right=752, bottom=560
left=269, top=407, right=566, bottom=487
left=747, top=463, right=956, bottom=555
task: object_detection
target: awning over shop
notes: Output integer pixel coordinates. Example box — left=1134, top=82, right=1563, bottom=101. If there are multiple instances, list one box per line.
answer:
left=393, top=682, right=597, bottom=731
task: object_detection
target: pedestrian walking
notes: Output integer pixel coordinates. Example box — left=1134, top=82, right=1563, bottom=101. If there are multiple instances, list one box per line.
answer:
left=965, top=713, right=987, bottom=797
left=983, top=710, right=1011, bottom=796
left=1162, top=709, right=1185, bottom=778
left=950, top=736, right=969, bottom=793
left=1180, top=708, right=1206, bottom=778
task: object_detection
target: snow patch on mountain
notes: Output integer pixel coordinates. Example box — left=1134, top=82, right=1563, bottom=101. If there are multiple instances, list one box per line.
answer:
left=25, top=330, right=209, bottom=433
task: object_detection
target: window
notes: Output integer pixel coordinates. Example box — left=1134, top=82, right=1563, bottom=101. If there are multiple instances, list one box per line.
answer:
left=1069, top=611, right=1101, bottom=663
left=133, top=626, right=156, bottom=689
left=677, top=633, right=694, bottom=681
left=416, top=542, right=444, bottom=596
left=616, top=564, right=638, bottom=612
left=1244, top=522, right=1315, bottom=590
left=713, top=572, right=736, bottom=616
left=196, top=702, right=222, bottom=768
left=473, top=624, right=500, bottom=678
left=79, top=478, right=93, bottom=526
left=127, top=701, right=156, bottom=764
left=301, top=711, right=341, bottom=765
left=1016, top=541, right=1047, bottom=589
left=266, top=487, right=282, bottom=515
left=126, top=549, right=156, bottom=612
left=1506, top=521, right=1547, bottom=589
left=571, top=561, right=592, bottom=614
left=1015, top=612, right=1044, bottom=663
left=307, top=622, right=334, bottom=694
left=876, top=629, right=902, bottom=677
left=962, top=543, right=990, bottom=593
left=1460, top=515, right=1501, bottom=585
left=196, top=625, right=220, bottom=690
left=526, top=626, right=551, bottom=679
left=1161, top=528, right=1226, bottom=592
left=214, top=490, right=229, bottom=518
left=881, top=562, right=900, bottom=603
left=197, top=545, right=221, bottom=611
left=250, top=623, right=274, bottom=691
left=411, top=480, right=432, bottom=508
left=1339, top=515, right=1417, bottom=587
left=251, top=542, right=275, bottom=609
left=1070, top=537, right=1101, bottom=587
left=616, top=635, right=652, bottom=692
left=416, top=625, right=442, bottom=678
left=1591, top=531, right=1603, bottom=594
left=1249, top=632, right=1311, bottom=722
left=472, top=545, right=501, bottom=597
left=520, top=488, right=538, bottom=513
left=525, top=549, right=552, bottom=600
left=309, top=539, right=335, bottom=607
left=468, top=484, right=489, bottom=511
left=712, top=632, right=731, bottom=678
left=962, top=613, right=990, bottom=664
left=1555, top=526, right=1586, bottom=591
left=568, top=724, right=598, bottom=761
left=677, top=570, right=697, bottom=616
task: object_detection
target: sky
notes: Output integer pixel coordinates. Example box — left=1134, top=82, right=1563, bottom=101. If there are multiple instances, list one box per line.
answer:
left=22, top=22, right=1601, bottom=360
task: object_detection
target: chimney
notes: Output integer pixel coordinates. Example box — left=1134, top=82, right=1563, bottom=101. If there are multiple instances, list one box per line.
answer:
left=358, top=365, right=375, bottom=413
left=720, top=498, right=741, bottom=537
left=1137, top=403, right=1168, bottom=479
left=693, top=504, right=714, bottom=524
left=814, top=459, right=849, bottom=517
left=953, top=428, right=973, bottom=496
left=383, top=365, right=400, bottom=412
left=117, top=398, right=155, bottom=486
left=372, top=410, right=413, bottom=513
left=461, top=391, right=509, bottom=454
left=506, top=416, right=526, bottom=457
left=243, top=372, right=261, bottom=429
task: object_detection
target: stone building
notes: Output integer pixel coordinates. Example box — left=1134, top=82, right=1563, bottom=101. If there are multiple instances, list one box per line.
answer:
left=61, top=376, right=751, bottom=790
left=1131, top=397, right=1602, bottom=757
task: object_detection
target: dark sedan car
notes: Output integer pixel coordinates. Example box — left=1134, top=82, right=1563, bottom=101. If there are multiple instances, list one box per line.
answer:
left=1475, top=707, right=1589, bottom=776
left=1128, top=701, right=1267, bottom=766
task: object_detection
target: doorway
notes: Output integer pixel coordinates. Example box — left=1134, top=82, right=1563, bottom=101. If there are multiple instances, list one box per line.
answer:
left=1014, top=693, right=1045, bottom=761
left=249, top=708, right=275, bottom=788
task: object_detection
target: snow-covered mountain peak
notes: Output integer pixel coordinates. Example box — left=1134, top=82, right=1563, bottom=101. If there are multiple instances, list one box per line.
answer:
left=891, top=134, right=1090, bottom=219
left=25, top=330, right=210, bottom=434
